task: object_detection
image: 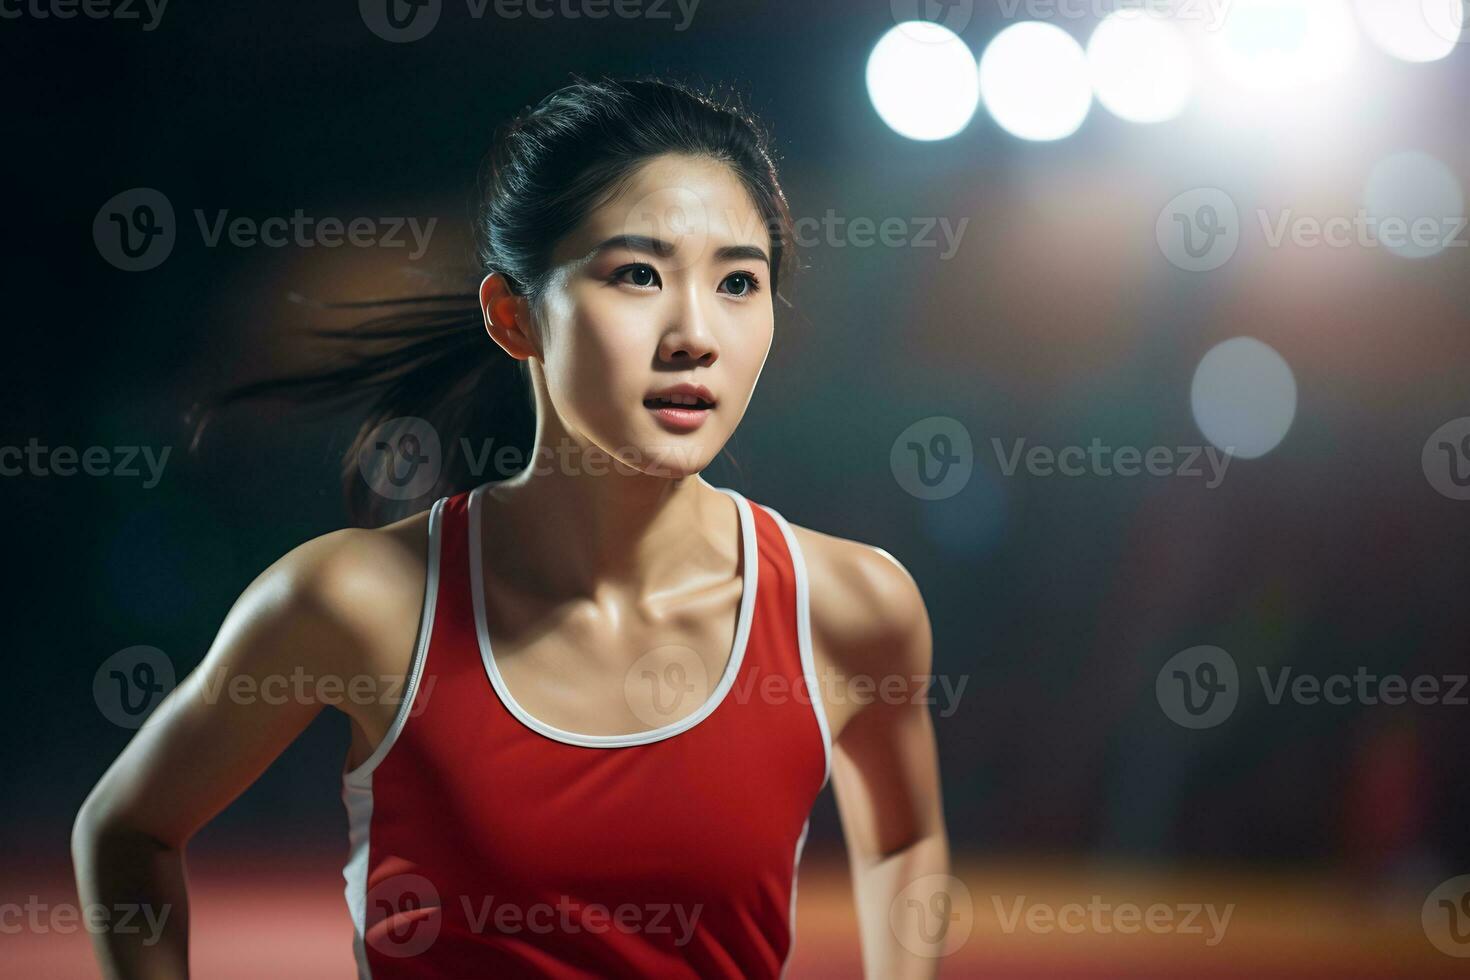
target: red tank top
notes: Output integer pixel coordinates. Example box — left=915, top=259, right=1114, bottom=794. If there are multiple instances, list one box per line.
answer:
left=340, top=484, right=833, bottom=979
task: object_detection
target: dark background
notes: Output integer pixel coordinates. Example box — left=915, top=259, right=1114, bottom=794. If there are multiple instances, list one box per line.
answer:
left=5, top=1, right=1468, bottom=976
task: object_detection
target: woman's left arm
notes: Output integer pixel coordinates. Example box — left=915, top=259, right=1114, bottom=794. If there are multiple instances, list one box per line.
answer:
left=803, top=533, right=954, bottom=978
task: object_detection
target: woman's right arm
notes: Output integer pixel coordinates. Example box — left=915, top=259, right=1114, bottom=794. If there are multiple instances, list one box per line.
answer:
left=71, top=523, right=425, bottom=979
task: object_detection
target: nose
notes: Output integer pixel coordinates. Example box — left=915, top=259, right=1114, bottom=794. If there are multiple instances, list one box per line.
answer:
left=656, top=284, right=718, bottom=366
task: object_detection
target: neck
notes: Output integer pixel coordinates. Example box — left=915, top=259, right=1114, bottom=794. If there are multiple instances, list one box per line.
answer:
left=477, top=417, right=736, bottom=604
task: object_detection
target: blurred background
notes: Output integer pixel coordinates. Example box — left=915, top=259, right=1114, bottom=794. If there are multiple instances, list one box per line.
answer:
left=5, top=1, right=1469, bottom=976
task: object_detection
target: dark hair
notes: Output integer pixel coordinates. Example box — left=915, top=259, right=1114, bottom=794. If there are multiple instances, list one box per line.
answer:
left=188, top=75, right=796, bottom=527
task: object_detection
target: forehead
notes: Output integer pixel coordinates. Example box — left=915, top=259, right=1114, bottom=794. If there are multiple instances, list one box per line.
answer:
left=553, top=153, right=768, bottom=263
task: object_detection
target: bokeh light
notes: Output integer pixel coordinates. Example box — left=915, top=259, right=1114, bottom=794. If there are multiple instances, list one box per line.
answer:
left=1211, top=0, right=1360, bottom=92
left=1363, top=150, right=1465, bottom=259
left=1191, top=337, right=1298, bottom=459
left=866, top=22, right=981, bottom=141
left=979, top=21, right=1093, bottom=142
left=1354, top=0, right=1463, bottom=63
left=1087, top=12, right=1195, bottom=123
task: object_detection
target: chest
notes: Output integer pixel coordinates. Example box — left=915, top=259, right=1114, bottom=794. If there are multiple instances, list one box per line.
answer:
left=485, top=576, right=747, bottom=739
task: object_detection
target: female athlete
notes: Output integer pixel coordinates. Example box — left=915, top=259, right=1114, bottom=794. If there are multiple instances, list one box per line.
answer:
left=73, top=76, right=951, bottom=979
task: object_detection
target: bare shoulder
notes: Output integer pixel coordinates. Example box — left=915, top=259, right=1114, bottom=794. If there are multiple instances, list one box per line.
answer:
left=287, top=509, right=430, bottom=610
left=784, top=520, right=933, bottom=681
left=229, top=506, right=434, bottom=680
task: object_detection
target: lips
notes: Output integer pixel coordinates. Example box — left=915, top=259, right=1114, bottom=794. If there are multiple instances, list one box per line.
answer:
left=643, top=383, right=716, bottom=410
left=644, top=383, right=716, bottom=433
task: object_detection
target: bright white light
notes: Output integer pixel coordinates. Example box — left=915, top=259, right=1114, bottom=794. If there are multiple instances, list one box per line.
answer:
left=979, top=22, right=1093, bottom=141
left=1363, top=150, right=1465, bottom=259
left=1354, top=0, right=1462, bottom=63
left=866, top=22, right=981, bottom=141
left=1087, top=13, right=1195, bottom=123
left=1212, top=0, right=1360, bottom=92
left=1191, top=338, right=1298, bottom=459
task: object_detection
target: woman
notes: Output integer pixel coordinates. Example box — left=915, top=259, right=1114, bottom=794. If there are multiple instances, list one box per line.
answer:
left=73, top=76, right=951, bottom=979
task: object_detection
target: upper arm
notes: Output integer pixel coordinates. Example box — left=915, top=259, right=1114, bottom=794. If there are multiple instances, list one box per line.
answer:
left=75, top=523, right=425, bottom=849
left=799, top=530, right=946, bottom=860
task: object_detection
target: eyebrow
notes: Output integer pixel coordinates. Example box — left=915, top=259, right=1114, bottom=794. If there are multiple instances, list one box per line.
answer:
left=588, top=234, right=770, bottom=266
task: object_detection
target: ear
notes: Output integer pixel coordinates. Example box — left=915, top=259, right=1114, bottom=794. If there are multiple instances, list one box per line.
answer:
left=479, top=272, right=538, bottom=361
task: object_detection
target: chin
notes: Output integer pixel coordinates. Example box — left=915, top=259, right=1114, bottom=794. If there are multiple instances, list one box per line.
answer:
left=604, top=433, right=714, bottom=480
left=638, top=445, right=715, bottom=479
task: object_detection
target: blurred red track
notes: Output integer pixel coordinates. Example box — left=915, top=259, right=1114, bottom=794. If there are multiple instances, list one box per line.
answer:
left=13, top=849, right=1463, bottom=978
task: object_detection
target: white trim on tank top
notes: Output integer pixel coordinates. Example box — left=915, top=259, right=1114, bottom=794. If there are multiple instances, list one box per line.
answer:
left=341, top=495, right=447, bottom=980
left=764, top=506, right=834, bottom=792
left=342, top=494, right=447, bottom=786
left=468, top=480, right=758, bottom=748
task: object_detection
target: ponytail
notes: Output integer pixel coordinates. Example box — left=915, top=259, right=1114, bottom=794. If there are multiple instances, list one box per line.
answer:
left=186, top=291, right=534, bottom=527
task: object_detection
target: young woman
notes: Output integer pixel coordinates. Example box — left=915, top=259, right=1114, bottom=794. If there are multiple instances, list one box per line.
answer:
left=73, top=76, right=951, bottom=979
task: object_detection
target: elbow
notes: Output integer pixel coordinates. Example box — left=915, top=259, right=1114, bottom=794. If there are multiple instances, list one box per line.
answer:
left=874, top=828, right=948, bottom=864
left=71, top=788, right=172, bottom=871
left=71, top=791, right=109, bottom=870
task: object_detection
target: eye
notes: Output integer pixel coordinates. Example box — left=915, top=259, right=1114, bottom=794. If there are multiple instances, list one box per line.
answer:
left=612, top=263, right=662, bottom=289
left=719, top=271, right=761, bottom=297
